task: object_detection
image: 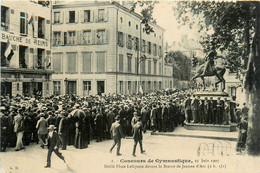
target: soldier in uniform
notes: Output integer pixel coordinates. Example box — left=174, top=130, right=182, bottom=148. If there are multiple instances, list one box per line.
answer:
left=224, top=98, right=230, bottom=125
left=216, top=97, right=224, bottom=125
left=198, top=98, right=204, bottom=124
left=150, top=105, right=157, bottom=132
left=156, top=102, right=162, bottom=132
left=209, top=97, right=215, bottom=124
left=230, top=96, right=237, bottom=123
left=184, top=94, right=192, bottom=123
left=204, top=97, right=210, bottom=124
left=161, top=102, right=168, bottom=132
left=191, top=95, right=200, bottom=123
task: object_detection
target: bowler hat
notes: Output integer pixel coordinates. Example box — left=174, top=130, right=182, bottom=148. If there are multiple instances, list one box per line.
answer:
left=47, top=125, right=57, bottom=130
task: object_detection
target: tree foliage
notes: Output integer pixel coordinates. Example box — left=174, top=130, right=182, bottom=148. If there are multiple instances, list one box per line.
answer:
left=129, top=1, right=158, bottom=34
left=165, top=51, right=191, bottom=80
left=173, top=1, right=256, bottom=72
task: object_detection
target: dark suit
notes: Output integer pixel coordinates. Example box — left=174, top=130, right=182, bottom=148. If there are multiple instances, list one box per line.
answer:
left=46, top=131, right=65, bottom=167
left=191, top=98, right=199, bottom=123
left=58, top=116, right=68, bottom=150
left=184, top=98, right=192, bottom=123
left=132, top=122, right=144, bottom=155
left=110, top=121, right=124, bottom=155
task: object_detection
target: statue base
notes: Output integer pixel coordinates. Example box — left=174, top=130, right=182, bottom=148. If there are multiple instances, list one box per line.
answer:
left=184, top=123, right=237, bottom=132
left=193, top=91, right=229, bottom=97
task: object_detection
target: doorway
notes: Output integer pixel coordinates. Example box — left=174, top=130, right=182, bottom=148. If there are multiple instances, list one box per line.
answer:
left=23, top=82, right=42, bottom=97
left=1, top=82, right=12, bottom=96
left=68, top=81, right=77, bottom=95
left=97, top=81, right=104, bottom=95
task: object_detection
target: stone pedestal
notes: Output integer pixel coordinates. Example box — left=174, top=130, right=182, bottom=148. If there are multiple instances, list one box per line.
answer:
left=184, top=123, right=237, bottom=132
left=185, top=91, right=238, bottom=132
left=193, top=91, right=229, bottom=97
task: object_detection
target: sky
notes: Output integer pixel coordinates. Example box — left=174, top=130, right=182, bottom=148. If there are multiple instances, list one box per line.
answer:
left=152, top=1, right=199, bottom=45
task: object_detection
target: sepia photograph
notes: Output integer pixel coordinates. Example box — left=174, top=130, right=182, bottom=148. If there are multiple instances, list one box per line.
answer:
left=1, top=0, right=260, bottom=172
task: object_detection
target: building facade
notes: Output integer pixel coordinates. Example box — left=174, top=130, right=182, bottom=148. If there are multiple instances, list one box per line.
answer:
left=1, top=0, right=53, bottom=97
left=52, top=1, right=172, bottom=96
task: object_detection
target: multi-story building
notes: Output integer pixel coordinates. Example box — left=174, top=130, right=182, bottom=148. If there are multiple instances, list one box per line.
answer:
left=51, top=1, right=172, bottom=96
left=1, top=0, right=52, bottom=97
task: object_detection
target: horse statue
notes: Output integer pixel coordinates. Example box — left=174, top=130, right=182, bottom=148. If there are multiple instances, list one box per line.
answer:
left=192, top=53, right=226, bottom=92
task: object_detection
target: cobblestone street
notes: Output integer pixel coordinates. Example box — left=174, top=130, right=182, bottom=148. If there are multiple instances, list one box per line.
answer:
left=1, top=131, right=259, bottom=173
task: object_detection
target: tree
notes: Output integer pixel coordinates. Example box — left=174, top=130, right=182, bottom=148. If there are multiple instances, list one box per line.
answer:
left=166, top=51, right=191, bottom=81
left=129, top=1, right=158, bottom=34
left=244, top=2, right=260, bottom=156
left=173, top=1, right=256, bottom=73
left=174, top=1, right=260, bottom=156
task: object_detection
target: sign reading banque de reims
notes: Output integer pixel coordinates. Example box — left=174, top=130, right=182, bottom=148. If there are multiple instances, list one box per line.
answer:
left=1, top=32, right=48, bottom=47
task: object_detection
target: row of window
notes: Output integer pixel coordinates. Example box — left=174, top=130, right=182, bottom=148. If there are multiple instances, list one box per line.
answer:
left=118, top=31, right=162, bottom=56
left=53, top=80, right=163, bottom=95
left=52, top=51, right=162, bottom=75
left=53, top=29, right=107, bottom=46
left=1, top=42, right=50, bottom=69
left=1, top=6, right=49, bottom=39
left=53, top=8, right=107, bottom=24
left=119, top=17, right=162, bottom=39
left=53, top=52, right=106, bottom=73
left=118, top=54, right=162, bottom=75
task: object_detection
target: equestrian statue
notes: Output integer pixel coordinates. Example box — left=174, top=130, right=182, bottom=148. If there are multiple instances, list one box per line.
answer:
left=192, top=51, right=226, bottom=92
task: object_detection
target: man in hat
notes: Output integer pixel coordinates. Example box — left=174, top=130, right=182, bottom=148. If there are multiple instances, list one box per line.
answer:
left=110, top=115, right=124, bottom=156
left=45, top=125, right=66, bottom=168
left=132, top=117, right=145, bottom=157
left=0, top=108, right=9, bottom=152
left=106, top=107, right=115, bottom=139
left=191, top=95, right=200, bottom=123
left=36, top=113, right=48, bottom=148
left=150, top=104, right=157, bottom=132
left=58, top=111, right=68, bottom=150
left=184, top=94, right=192, bottom=123
left=14, top=108, right=25, bottom=151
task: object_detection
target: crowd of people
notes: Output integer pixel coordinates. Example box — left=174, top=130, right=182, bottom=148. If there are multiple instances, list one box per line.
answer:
left=0, top=89, right=249, bottom=155
left=0, top=90, right=190, bottom=152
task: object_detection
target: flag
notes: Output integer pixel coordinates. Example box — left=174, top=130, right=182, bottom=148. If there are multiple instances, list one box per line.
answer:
left=29, top=13, right=34, bottom=35
left=46, top=56, right=51, bottom=68
left=4, top=41, right=14, bottom=61
left=139, top=85, right=143, bottom=95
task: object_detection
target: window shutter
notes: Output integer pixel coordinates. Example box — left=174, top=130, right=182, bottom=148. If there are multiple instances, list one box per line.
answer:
left=45, top=19, right=49, bottom=40
left=61, top=32, right=64, bottom=45
left=91, top=10, right=94, bottom=22
left=29, top=48, right=34, bottom=68
left=34, top=16, right=38, bottom=38
left=94, top=10, right=98, bottom=22
left=75, top=11, right=79, bottom=23
left=60, top=11, right=64, bottom=24
left=80, top=10, right=84, bottom=23
left=9, top=9, right=14, bottom=32
left=77, top=31, right=81, bottom=45
left=122, top=33, right=125, bottom=47
left=105, top=29, right=109, bottom=44
left=126, top=34, right=128, bottom=48
left=92, top=30, right=96, bottom=44
left=52, top=11, right=54, bottom=24
left=26, top=13, right=29, bottom=34
left=104, top=8, right=108, bottom=22
left=34, top=48, right=37, bottom=69
left=65, top=11, right=69, bottom=24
